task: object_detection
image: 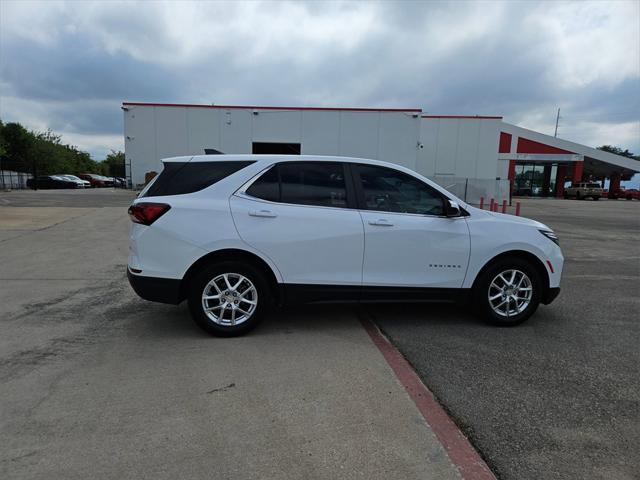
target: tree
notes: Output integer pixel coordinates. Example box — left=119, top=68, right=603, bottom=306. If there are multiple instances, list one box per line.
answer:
left=0, top=119, right=101, bottom=176
left=597, top=145, right=639, bottom=161
left=0, top=120, right=7, bottom=158
left=100, top=150, right=126, bottom=177
left=1, top=122, right=35, bottom=173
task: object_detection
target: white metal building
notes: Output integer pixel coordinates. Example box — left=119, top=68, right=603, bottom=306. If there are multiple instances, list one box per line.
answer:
left=123, top=102, right=638, bottom=202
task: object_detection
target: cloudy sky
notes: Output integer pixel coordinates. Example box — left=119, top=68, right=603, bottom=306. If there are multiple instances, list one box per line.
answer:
left=1, top=0, right=638, bottom=160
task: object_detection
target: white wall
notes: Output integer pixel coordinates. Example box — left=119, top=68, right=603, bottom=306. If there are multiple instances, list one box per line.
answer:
left=124, top=105, right=422, bottom=185
left=123, top=106, right=507, bottom=203
left=418, top=117, right=501, bottom=180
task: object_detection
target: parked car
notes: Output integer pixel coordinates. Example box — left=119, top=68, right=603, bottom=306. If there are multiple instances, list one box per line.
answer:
left=26, top=175, right=80, bottom=189
left=127, top=155, right=563, bottom=337
left=113, top=177, right=128, bottom=188
left=564, top=182, right=603, bottom=200
left=98, top=175, right=117, bottom=187
left=513, top=186, right=533, bottom=196
left=607, top=187, right=640, bottom=200
left=55, top=174, right=90, bottom=188
left=78, top=173, right=114, bottom=187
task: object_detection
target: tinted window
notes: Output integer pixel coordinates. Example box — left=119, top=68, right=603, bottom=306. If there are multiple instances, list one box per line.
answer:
left=142, top=161, right=254, bottom=197
left=246, top=166, right=279, bottom=202
left=356, top=165, right=444, bottom=215
left=246, top=162, right=348, bottom=208
left=280, top=163, right=348, bottom=207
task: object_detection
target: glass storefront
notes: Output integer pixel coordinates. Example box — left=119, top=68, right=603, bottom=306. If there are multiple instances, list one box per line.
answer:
left=513, top=163, right=558, bottom=197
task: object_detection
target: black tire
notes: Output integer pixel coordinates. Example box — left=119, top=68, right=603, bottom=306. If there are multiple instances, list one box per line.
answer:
left=593, top=196, right=600, bottom=201
left=563, top=191, right=569, bottom=199
left=472, top=257, right=542, bottom=326
left=187, top=261, right=270, bottom=337
left=576, top=191, right=582, bottom=199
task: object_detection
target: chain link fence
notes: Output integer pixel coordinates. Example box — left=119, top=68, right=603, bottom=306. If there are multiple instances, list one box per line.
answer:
left=0, top=157, right=32, bottom=190
left=0, top=169, right=32, bottom=190
left=431, top=175, right=510, bottom=206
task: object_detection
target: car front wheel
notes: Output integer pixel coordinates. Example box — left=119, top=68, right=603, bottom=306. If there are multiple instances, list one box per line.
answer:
left=187, top=262, right=269, bottom=337
left=474, top=258, right=542, bottom=326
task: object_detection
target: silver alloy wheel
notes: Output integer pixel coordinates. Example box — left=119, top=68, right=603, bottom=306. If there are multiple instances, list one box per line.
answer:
left=488, top=269, right=533, bottom=318
left=201, top=273, right=258, bottom=326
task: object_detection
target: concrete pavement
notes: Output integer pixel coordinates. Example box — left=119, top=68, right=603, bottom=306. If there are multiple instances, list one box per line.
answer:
left=0, top=192, right=465, bottom=479
left=372, top=198, right=640, bottom=480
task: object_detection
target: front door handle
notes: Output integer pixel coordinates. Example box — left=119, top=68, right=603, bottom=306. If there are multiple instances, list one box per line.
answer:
left=249, top=209, right=277, bottom=218
left=369, top=219, right=394, bottom=227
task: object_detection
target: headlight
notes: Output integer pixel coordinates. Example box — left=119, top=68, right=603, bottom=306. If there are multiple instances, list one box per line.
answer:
left=539, top=230, right=559, bottom=245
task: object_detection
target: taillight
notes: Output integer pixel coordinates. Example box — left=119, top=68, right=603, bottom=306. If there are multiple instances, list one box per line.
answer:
left=128, top=203, right=170, bottom=225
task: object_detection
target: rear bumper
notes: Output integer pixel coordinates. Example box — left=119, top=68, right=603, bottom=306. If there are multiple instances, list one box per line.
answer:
left=127, top=269, right=182, bottom=305
left=542, top=287, right=561, bottom=305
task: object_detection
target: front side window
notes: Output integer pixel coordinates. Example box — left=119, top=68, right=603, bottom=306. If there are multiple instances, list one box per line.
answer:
left=246, top=162, right=348, bottom=208
left=355, top=164, right=444, bottom=216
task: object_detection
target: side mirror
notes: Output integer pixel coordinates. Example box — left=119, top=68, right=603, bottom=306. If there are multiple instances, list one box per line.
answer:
left=444, top=199, right=461, bottom=217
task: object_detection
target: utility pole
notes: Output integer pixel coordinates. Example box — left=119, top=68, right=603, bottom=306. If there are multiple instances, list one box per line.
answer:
left=554, top=108, right=561, bottom=137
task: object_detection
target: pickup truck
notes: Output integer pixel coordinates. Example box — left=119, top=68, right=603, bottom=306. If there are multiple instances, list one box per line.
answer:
left=564, top=182, right=603, bottom=200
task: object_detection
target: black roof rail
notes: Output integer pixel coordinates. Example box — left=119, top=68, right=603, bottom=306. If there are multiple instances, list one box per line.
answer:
left=204, top=148, right=224, bottom=155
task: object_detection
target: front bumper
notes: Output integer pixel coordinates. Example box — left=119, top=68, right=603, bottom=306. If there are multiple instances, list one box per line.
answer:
left=542, top=287, right=561, bottom=305
left=127, top=269, right=182, bottom=305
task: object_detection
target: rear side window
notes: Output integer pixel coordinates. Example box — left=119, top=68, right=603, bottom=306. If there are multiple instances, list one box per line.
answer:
left=246, top=166, right=279, bottom=202
left=142, top=161, right=254, bottom=197
left=246, top=162, right=349, bottom=208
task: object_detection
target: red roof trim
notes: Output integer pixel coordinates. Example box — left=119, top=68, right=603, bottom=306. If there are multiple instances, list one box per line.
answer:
left=516, top=137, right=574, bottom=155
left=421, top=115, right=503, bottom=119
left=122, top=102, right=422, bottom=113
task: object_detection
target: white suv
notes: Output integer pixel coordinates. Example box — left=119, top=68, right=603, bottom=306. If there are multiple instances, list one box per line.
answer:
left=128, top=155, right=563, bottom=336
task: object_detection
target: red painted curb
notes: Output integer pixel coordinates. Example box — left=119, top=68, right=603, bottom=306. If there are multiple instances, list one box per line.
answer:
left=360, top=315, right=496, bottom=480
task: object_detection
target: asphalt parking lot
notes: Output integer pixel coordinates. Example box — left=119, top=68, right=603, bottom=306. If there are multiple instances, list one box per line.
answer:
left=1, top=190, right=638, bottom=480
left=0, top=189, right=462, bottom=480
left=371, top=198, right=640, bottom=479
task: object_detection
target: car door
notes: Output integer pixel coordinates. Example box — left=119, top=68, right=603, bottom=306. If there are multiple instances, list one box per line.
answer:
left=353, top=163, right=470, bottom=289
left=230, top=161, right=365, bottom=286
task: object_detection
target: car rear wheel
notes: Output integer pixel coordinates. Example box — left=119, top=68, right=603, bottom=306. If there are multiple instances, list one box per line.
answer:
left=473, top=257, right=542, bottom=326
left=593, top=196, right=600, bottom=201
left=187, top=262, right=269, bottom=337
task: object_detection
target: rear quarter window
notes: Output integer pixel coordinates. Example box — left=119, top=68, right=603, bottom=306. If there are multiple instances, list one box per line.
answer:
left=141, top=161, right=254, bottom=197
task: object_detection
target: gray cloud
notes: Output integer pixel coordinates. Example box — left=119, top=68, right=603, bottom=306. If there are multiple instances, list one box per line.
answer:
left=0, top=0, right=638, bottom=160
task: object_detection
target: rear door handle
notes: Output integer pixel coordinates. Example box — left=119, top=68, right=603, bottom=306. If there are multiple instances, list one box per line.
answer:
left=249, top=209, right=277, bottom=218
left=369, top=219, right=394, bottom=227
